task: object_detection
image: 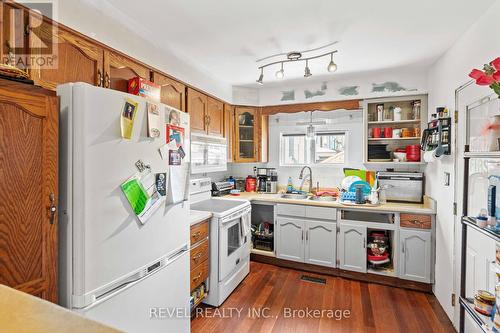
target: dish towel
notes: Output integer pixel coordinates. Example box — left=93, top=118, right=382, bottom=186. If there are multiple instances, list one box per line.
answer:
left=241, top=212, right=251, bottom=237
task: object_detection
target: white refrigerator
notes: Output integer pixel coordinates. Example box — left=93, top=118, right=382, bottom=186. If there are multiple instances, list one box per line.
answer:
left=57, top=83, right=191, bottom=333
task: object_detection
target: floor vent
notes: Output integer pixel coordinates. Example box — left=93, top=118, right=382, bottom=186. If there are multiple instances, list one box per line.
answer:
left=300, top=275, right=326, bottom=285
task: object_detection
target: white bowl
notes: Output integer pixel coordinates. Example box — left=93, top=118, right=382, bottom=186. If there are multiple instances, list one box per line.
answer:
left=393, top=152, right=406, bottom=161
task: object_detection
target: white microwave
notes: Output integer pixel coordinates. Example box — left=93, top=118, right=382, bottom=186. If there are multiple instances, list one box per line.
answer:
left=191, top=133, right=227, bottom=174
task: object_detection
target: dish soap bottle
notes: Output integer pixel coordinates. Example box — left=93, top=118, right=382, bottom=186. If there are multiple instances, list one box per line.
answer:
left=287, top=177, right=293, bottom=193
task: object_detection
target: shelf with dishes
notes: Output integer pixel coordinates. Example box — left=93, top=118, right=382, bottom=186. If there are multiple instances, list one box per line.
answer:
left=363, top=95, right=428, bottom=165
left=366, top=229, right=396, bottom=277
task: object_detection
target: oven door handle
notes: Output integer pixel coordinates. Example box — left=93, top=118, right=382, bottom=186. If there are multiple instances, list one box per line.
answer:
left=220, top=207, right=251, bottom=225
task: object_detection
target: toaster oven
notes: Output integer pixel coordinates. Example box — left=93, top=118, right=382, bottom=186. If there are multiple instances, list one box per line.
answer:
left=377, top=172, right=424, bottom=203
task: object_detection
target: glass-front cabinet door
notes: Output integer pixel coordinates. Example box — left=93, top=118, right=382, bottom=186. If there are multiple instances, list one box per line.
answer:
left=234, top=107, right=259, bottom=162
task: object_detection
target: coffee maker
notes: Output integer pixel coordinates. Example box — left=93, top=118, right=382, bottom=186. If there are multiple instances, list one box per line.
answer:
left=266, top=170, right=278, bottom=194
left=256, top=167, right=268, bottom=193
left=255, top=167, right=278, bottom=194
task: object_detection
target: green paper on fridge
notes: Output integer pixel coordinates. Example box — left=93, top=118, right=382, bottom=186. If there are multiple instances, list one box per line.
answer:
left=121, top=176, right=149, bottom=215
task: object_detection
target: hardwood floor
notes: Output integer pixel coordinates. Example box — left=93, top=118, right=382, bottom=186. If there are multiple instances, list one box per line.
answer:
left=191, top=261, right=455, bottom=333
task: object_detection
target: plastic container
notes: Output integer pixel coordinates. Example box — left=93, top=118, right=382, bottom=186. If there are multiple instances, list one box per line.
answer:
left=287, top=177, right=294, bottom=192
left=245, top=175, right=256, bottom=192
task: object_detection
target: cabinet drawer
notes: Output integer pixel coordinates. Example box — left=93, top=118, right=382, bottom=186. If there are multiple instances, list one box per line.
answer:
left=190, top=220, right=209, bottom=245
left=400, top=214, right=432, bottom=229
left=190, top=259, right=209, bottom=291
left=305, top=206, right=337, bottom=221
left=276, top=204, right=306, bottom=217
left=190, top=239, right=209, bottom=268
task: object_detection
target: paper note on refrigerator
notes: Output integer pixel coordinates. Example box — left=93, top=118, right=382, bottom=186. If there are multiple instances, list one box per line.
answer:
left=121, top=176, right=149, bottom=215
left=147, top=102, right=161, bottom=138
left=120, top=98, right=139, bottom=139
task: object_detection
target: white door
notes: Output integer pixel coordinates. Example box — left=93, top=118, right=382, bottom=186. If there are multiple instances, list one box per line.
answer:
left=339, top=223, right=366, bottom=273
left=276, top=218, right=304, bottom=262
left=399, top=229, right=431, bottom=283
left=305, top=221, right=336, bottom=267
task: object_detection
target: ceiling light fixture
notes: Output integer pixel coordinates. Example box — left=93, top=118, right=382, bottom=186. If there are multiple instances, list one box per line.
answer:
left=255, top=50, right=338, bottom=85
left=304, top=60, right=312, bottom=78
left=327, top=53, right=337, bottom=72
left=256, top=68, right=264, bottom=85
left=275, top=62, right=284, bottom=79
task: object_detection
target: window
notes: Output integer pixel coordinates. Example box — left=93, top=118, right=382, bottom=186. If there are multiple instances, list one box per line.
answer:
left=280, top=131, right=346, bottom=166
left=281, top=133, right=307, bottom=165
left=314, top=132, right=346, bottom=164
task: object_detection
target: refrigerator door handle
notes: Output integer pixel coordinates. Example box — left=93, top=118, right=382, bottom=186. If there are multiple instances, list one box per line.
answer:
left=73, top=246, right=188, bottom=309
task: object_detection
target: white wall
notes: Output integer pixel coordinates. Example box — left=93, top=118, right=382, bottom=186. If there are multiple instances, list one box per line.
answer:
left=256, top=65, right=428, bottom=106
left=229, top=109, right=423, bottom=188
left=55, top=0, right=232, bottom=101
left=425, top=0, right=500, bottom=324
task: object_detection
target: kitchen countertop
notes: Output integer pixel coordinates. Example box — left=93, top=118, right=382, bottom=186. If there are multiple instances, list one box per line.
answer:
left=189, top=210, right=212, bottom=225
left=0, top=285, right=120, bottom=333
left=222, top=192, right=436, bottom=214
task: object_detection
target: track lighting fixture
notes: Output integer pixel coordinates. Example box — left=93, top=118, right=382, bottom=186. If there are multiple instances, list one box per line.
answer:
left=256, top=68, right=264, bottom=84
left=327, top=53, right=337, bottom=72
left=304, top=60, right=312, bottom=78
left=255, top=49, right=338, bottom=84
left=275, top=62, right=284, bottom=79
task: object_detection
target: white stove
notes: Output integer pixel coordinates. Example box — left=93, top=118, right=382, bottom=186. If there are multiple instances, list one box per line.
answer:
left=189, top=178, right=251, bottom=307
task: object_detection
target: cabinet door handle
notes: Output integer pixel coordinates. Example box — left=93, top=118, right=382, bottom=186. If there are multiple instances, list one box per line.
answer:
left=192, top=273, right=202, bottom=282
left=97, top=69, right=103, bottom=87
left=104, top=72, right=110, bottom=88
left=193, top=252, right=203, bottom=261
left=363, top=238, right=366, bottom=248
left=401, top=242, right=405, bottom=253
left=306, top=230, right=308, bottom=241
left=301, top=230, right=304, bottom=241
left=192, top=231, right=201, bottom=239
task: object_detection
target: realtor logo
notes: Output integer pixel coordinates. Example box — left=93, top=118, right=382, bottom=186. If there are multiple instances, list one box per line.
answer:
left=3, top=0, right=58, bottom=69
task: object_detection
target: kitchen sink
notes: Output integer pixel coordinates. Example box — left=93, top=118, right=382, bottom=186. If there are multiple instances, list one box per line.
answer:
left=280, top=193, right=309, bottom=200
left=309, top=196, right=338, bottom=202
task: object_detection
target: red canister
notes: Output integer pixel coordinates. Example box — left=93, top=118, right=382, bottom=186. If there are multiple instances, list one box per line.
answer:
left=384, top=127, right=393, bottom=138
left=373, top=127, right=382, bottom=138
left=405, top=145, right=421, bottom=162
left=245, top=175, right=256, bottom=192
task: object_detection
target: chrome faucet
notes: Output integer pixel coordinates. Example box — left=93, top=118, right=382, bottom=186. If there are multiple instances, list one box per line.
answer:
left=299, top=166, right=313, bottom=193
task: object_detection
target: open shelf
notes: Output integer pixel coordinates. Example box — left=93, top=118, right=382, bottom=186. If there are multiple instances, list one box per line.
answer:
left=367, top=267, right=396, bottom=277
left=368, top=119, right=421, bottom=125
left=459, top=296, right=496, bottom=333
left=368, top=137, right=420, bottom=141
left=462, top=216, right=500, bottom=243
left=251, top=247, right=275, bottom=257
left=464, top=151, right=500, bottom=159
left=364, top=161, right=425, bottom=165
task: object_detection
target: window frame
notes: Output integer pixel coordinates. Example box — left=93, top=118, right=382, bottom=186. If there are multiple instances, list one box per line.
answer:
left=279, top=130, right=348, bottom=167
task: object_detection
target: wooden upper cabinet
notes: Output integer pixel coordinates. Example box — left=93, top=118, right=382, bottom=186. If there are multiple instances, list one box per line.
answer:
left=258, top=108, right=269, bottom=163
left=29, top=20, right=104, bottom=90
left=207, top=97, right=223, bottom=137
left=1, top=2, right=29, bottom=70
left=234, top=106, right=259, bottom=163
left=0, top=79, right=58, bottom=303
left=103, top=50, right=151, bottom=92
left=187, top=87, right=207, bottom=133
left=152, top=71, right=185, bottom=111
left=224, top=104, right=234, bottom=162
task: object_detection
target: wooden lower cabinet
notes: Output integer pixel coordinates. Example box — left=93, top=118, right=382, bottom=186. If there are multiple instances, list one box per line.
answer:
left=0, top=79, right=58, bottom=302
left=190, top=219, right=209, bottom=296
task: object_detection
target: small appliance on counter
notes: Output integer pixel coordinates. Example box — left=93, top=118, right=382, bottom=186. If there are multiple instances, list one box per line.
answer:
left=211, top=181, right=234, bottom=197
left=266, top=170, right=278, bottom=194
left=377, top=171, right=424, bottom=203
left=255, top=167, right=278, bottom=194
left=235, top=178, right=246, bottom=192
